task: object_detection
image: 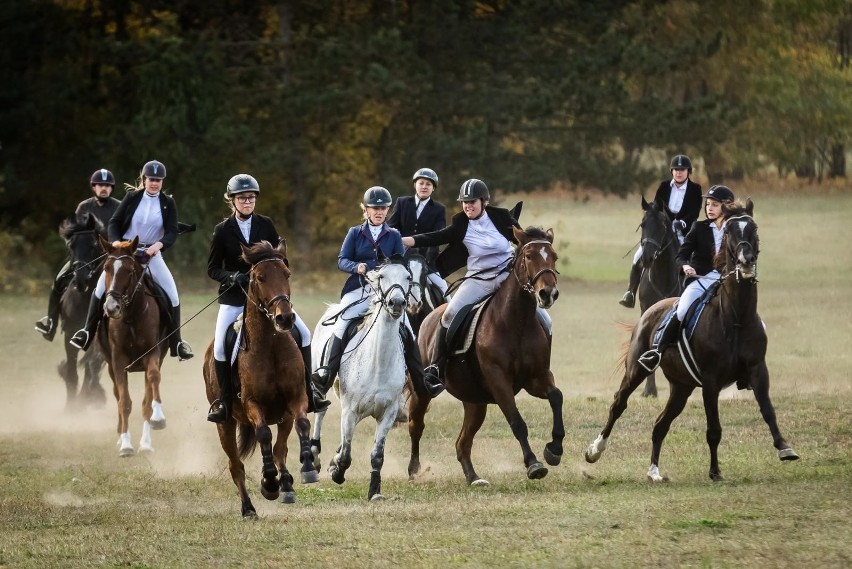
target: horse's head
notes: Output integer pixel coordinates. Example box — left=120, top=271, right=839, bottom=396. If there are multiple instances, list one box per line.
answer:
left=640, top=196, right=674, bottom=266
left=366, top=256, right=412, bottom=320
left=403, top=251, right=428, bottom=315
left=719, top=199, right=759, bottom=281
left=241, top=240, right=295, bottom=333
left=60, top=213, right=105, bottom=291
left=512, top=226, right=559, bottom=309
left=101, top=235, right=145, bottom=320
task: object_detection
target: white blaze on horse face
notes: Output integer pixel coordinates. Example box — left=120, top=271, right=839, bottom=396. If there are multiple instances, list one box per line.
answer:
left=538, top=246, right=549, bottom=263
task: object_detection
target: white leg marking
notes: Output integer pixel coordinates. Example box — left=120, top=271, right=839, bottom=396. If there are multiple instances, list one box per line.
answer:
left=647, top=464, right=664, bottom=482
left=139, top=421, right=153, bottom=453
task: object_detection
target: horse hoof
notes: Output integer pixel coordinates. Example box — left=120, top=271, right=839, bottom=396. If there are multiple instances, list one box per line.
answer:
left=118, top=447, right=135, bottom=458
left=584, top=449, right=601, bottom=463
left=369, top=494, right=386, bottom=502
left=779, top=448, right=800, bottom=461
left=242, top=510, right=258, bottom=520
left=527, top=462, right=548, bottom=480
left=281, top=491, right=297, bottom=504
left=710, top=473, right=725, bottom=482
left=149, top=419, right=166, bottom=431
left=260, top=486, right=280, bottom=501
left=543, top=445, right=562, bottom=466
left=301, top=470, right=319, bottom=484
left=470, top=478, right=490, bottom=487
left=330, top=468, right=346, bottom=485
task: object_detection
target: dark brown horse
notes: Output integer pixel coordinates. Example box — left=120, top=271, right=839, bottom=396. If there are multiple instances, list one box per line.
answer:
left=57, top=214, right=107, bottom=410
left=203, top=241, right=318, bottom=519
left=97, top=236, right=169, bottom=457
left=585, top=200, right=799, bottom=481
left=408, top=226, right=564, bottom=485
left=636, top=197, right=683, bottom=398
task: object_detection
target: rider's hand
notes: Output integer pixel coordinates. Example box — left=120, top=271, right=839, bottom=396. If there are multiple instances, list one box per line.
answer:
left=683, top=264, right=696, bottom=277
left=228, top=272, right=249, bottom=288
left=357, top=263, right=367, bottom=275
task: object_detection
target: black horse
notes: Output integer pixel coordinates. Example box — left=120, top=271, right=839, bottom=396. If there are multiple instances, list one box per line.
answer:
left=57, top=213, right=107, bottom=411
left=636, top=197, right=683, bottom=397
left=586, top=200, right=799, bottom=482
left=403, top=250, right=443, bottom=336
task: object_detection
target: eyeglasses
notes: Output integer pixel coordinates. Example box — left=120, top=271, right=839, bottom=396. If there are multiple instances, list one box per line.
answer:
left=235, top=195, right=257, bottom=203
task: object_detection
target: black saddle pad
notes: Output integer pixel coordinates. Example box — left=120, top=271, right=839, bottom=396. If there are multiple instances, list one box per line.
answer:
left=446, top=295, right=494, bottom=354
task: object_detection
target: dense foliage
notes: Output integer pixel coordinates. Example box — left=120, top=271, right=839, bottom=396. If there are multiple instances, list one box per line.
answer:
left=1, top=0, right=849, bottom=272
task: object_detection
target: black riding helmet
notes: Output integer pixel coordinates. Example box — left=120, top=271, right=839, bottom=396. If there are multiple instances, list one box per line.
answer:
left=412, top=167, right=439, bottom=188
left=670, top=154, right=692, bottom=173
left=142, top=160, right=167, bottom=179
left=457, top=179, right=490, bottom=202
left=90, top=168, right=115, bottom=186
left=226, top=174, right=260, bottom=196
left=703, top=185, right=735, bottom=203
left=363, top=186, right=393, bottom=207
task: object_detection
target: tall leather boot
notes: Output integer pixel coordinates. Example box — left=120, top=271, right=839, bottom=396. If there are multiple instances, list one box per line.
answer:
left=35, top=268, right=73, bottom=341
left=69, top=294, right=104, bottom=351
left=301, top=344, right=330, bottom=413
left=424, top=324, right=449, bottom=382
left=619, top=263, right=642, bottom=308
left=638, top=316, right=680, bottom=372
left=311, top=335, right=343, bottom=392
left=207, top=359, right=233, bottom=423
left=170, top=304, right=194, bottom=360
left=400, top=324, right=444, bottom=399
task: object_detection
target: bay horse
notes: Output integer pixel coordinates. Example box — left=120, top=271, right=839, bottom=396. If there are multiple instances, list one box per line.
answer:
left=636, top=197, right=683, bottom=398
left=311, top=258, right=413, bottom=500
left=57, top=213, right=107, bottom=410
left=97, top=236, right=169, bottom=457
left=408, top=226, right=563, bottom=486
left=202, top=240, right=318, bottom=518
left=585, top=200, right=799, bottom=481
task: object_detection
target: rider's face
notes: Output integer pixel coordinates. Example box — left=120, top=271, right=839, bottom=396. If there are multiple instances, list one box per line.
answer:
left=414, top=179, right=435, bottom=201
left=233, top=192, right=258, bottom=217
left=92, top=183, right=113, bottom=199
left=144, top=177, right=163, bottom=193
left=672, top=168, right=689, bottom=184
left=462, top=199, right=483, bottom=219
left=366, top=206, right=389, bottom=225
left=705, top=199, right=723, bottom=221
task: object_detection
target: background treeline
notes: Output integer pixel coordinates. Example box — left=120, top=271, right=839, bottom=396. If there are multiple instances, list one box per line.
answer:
left=1, top=0, right=850, bottom=280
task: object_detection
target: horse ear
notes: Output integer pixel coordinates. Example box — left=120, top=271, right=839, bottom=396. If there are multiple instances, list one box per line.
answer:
left=746, top=198, right=754, bottom=216
left=641, top=195, right=650, bottom=211
left=389, top=253, right=405, bottom=265
left=512, top=225, right=526, bottom=244
left=130, top=236, right=139, bottom=251
left=98, top=234, right=111, bottom=253
left=276, top=238, right=288, bottom=260
left=376, top=247, right=388, bottom=264
left=545, top=228, right=554, bottom=243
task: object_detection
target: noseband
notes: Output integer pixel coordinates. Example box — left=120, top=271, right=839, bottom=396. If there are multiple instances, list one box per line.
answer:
left=373, top=266, right=413, bottom=312
left=249, top=258, right=292, bottom=321
left=105, top=254, right=146, bottom=312
left=514, top=240, right=559, bottom=295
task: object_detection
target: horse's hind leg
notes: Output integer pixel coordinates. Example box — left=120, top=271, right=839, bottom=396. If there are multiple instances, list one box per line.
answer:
left=81, top=349, right=106, bottom=408
left=456, top=402, right=490, bottom=486
left=293, top=415, right=319, bottom=484
left=750, top=361, right=799, bottom=461
left=368, top=410, right=398, bottom=501
left=59, top=346, right=80, bottom=412
left=310, top=408, right=328, bottom=472
left=648, top=382, right=694, bottom=482
left=218, top=421, right=256, bottom=518
left=641, top=371, right=658, bottom=398
left=702, top=388, right=725, bottom=481
left=407, top=389, right=431, bottom=480
left=274, top=419, right=297, bottom=504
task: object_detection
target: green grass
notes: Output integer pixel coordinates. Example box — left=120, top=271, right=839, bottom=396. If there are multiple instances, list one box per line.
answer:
left=1, top=187, right=850, bottom=568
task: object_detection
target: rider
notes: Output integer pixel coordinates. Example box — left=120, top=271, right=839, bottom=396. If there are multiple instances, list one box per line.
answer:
left=619, top=154, right=702, bottom=308
left=401, top=179, right=553, bottom=384
left=310, top=186, right=443, bottom=407
left=206, top=174, right=329, bottom=423
left=69, top=160, right=194, bottom=361
left=637, top=185, right=736, bottom=371
left=35, top=169, right=120, bottom=340
left=387, top=167, right=449, bottom=298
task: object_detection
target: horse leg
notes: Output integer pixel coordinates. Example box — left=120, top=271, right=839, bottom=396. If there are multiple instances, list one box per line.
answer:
left=218, top=421, right=256, bottom=519
left=81, top=349, right=107, bottom=408
left=494, top=395, right=549, bottom=481
left=543, top=384, right=565, bottom=466
left=407, top=389, right=431, bottom=480
left=368, top=409, right=398, bottom=501
left=254, top=423, right=279, bottom=501
left=59, top=344, right=80, bottom=412
left=702, top=388, right=724, bottom=481
left=749, top=361, right=799, bottom=461
left=648, top=382, right=694, bottom=482
left=138, top=359, right=164, bottom=453
left=294, top=415, right=319, bottom=484
left=329, top=407, right=356, bottom=485
left=310, top=408, right=328, bottom=472
left=274, top=418, right=297, bottom=504
left=456, top=402, right=489, bottom=486
left=109, top=363, right=135, bottom=457
left=585, top=357, right=652, bottom=463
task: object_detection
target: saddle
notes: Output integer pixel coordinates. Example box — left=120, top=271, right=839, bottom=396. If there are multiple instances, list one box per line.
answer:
left=446, top=295, right=494, bottom=355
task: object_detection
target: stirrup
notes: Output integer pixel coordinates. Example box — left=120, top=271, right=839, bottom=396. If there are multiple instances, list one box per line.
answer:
left=311, top=367, right=334, bottom=391
left=637, top=349, right=662, bottom=372
left=312, top=390, right=331, bottom=413
left=69, top=330, right=90, bottom=350
left=207, top=400, right=228, bottom=423
left=177, top=341, right=194, bottom=361
left=619, top=291, right=635, bottom=308
left=422, top=365, right=445, bottom=398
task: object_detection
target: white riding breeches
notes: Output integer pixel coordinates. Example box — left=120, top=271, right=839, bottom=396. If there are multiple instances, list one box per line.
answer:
left=427, top=272, right=449, bottom=295
left=332, top=286, right=373, bottom=339
left=214, top=303, right=311, bottom=361
left=676, top=270, right=720, bottom=322
left=93, top=252, right=179, bottom=307
left=632, top=245, right=643, bottom=265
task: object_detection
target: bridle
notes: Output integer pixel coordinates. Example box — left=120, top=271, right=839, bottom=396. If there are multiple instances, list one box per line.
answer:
left=641, top=212, right=681, bottom=298
left=105, top=254, right=147, bottom=313
left=246, top=257, right=292, bottom=322
left=372, top=263, right=413, bottom=313
left=720, top=215, right=759, bottom=284
left=514, top=239, right=559, bottom=295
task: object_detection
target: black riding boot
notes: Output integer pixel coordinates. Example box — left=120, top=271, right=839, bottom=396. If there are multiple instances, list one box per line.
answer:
left=311, top=335, right=343, bottom=392
left=301, top=344, right=330, bottom=413
left=35, top=269, right=73, bottom=341
left=169, top=304, right=194, bottom=360
left=424, top=324, right=449, bottom=382
left=619, top=263, right=642, bottom=308
left=400, top=324, right=444, bottom=399
left=638, top=316, right=680, bottom=372
left=207, top=359, right=233, bottom=423
left=69, top=294, right=103, bottom=351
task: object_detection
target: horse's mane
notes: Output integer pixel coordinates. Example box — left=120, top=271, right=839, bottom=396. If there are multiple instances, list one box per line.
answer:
left=59, top=212, right=103, bottom=240
left=242, top=240, right=286, bottom=265
left=521, top=226, right=549, bottom=239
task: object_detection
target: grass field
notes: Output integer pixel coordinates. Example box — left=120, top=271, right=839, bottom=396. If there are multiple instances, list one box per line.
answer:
left=1, top=186, right=850, bottom=568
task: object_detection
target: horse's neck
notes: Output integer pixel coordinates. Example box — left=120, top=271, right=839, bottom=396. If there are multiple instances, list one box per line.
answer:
left=243, top=302, right=281, bottom=348
left=718, top=272, right=759, bottom=328
left=347, top=306, right=403, bottom=370
left=492, top=271, right=537, bottom=325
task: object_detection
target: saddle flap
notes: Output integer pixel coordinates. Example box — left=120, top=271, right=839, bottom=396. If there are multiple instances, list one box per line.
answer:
left=447, top=295, right=494, bottom=355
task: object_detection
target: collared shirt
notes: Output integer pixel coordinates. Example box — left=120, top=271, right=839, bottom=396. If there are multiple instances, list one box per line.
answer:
left=236, top=215, right=252, bottom=242
left=712, top=222, right=725, bottom=254
left=416, top=197, right=431, bottom=219
left=125, top=192, right=164, bottom=245
left=464, top=211, right=513, bottom=274
left=368, top=223, right=382, bottom=241
left=668, top=179, right=688, bottom=214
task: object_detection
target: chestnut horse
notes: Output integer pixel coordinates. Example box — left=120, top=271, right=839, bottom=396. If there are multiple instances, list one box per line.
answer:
left=97, top=236, right=169, bottom=457
left=408, top=226, right=563, bottom=485
left=585, top=200, right=799, bottom=481
left=635, top=197, right=683, bottom=398
left=203, top=241, right=318, bottom=519
left=57, top=213, right=107, bottom=410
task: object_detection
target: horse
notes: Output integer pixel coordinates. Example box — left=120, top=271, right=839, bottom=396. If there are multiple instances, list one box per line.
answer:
left=585, top=200, right=799, bottom=482
left=403, top=251, right=443, bottom=336
left=408, top=226, right=563, bottom=486
left=57, top=213, right=107, bottom=411
left=202, top=240, right=318, bottom=518
left=97, top=236, right=169, bottom=457
left=635, top=197, right=683, bottom=397
left=310, top=257, right=413, bottom=500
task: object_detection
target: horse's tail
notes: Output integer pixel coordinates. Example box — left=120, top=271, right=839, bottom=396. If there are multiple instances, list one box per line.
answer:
left=613, top=320, right=635, bottom=378
left=237, top=423, right=257, bottom=460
